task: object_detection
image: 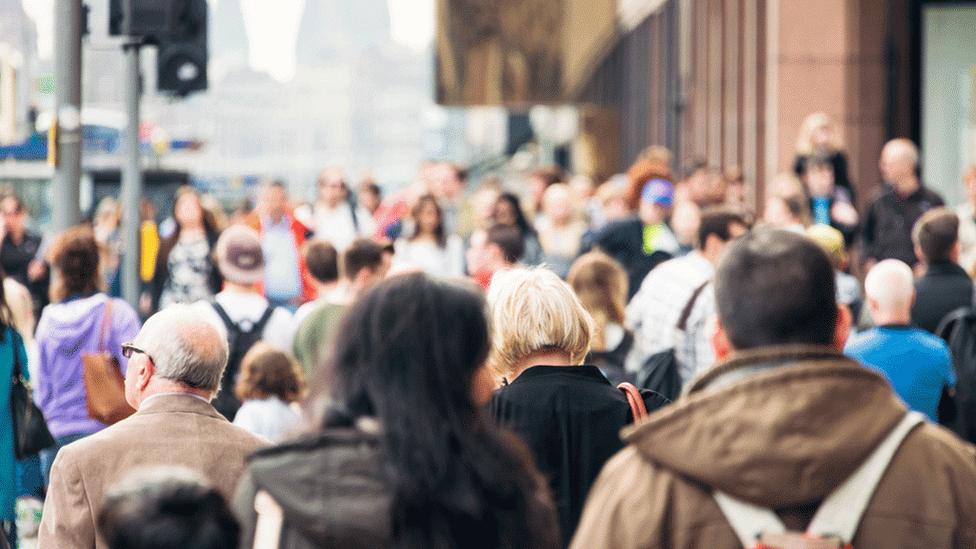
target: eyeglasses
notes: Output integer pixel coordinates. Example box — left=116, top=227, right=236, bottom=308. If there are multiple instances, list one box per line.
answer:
left=121, top=343, right=153, bottom=363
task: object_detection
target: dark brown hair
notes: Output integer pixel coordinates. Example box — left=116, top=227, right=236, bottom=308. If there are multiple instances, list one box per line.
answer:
left=410, top=194, right=446, bottom=248
left=913, top=208, right=959, bottom=263
left=303, top=239, right=339, bottom=284
left=48, top=225, right=103, bottom=303
left=234, top=342, right=305, bottom=403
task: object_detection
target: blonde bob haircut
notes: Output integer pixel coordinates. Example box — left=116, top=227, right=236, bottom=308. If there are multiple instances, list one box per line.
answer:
left=487, top=267, right=594, bottom=378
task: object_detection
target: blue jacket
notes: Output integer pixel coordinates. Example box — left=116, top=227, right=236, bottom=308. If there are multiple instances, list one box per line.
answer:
left=1, top=325, right=29, bottom=520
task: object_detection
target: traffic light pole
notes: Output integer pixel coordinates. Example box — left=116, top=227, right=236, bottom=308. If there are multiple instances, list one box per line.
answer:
left=121, top=42, right=142, bottom=309
left=52, top=0, right=83, bottom=231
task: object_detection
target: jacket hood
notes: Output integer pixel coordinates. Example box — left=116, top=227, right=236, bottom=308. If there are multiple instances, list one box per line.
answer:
left=624, top=345, right=907, bottom=507
left=246, top=426, right=391, bottom=546
left=40, top=294, right=110, bottom=352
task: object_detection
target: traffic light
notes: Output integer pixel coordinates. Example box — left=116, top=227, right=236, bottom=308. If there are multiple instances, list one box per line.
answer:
left=156, top=0, right=208, bottom=96
left=108, top=0, right=208, bottom=97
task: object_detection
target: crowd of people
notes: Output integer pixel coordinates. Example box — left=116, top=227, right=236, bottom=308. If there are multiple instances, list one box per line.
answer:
left=1, top=111, right=976, bottom=548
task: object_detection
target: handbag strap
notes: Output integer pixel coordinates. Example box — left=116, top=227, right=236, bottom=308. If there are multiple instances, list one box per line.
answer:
left=98, top=297, right=114, bottom=353
left=618, top=382, right=648, bottom=424
left=677, top=280, right=710, bottom=331
left=9, top=327, right=23, bottom=379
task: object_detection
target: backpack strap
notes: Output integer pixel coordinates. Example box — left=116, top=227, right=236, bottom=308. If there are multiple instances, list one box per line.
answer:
left=617, top=382, right=648, bottom=424
left=211, top=301, right=236, bottom=331
left=713, top=412, right=925, bottom=546
left=252, top=305, right=276, bottom=334
left=805, top=411, right=924, bottom=540
left=677, top=281, right=710, bottom=331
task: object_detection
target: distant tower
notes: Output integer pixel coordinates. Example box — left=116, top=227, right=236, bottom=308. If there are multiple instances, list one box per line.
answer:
left=211, top=0, right=250, bottom=80
left=295, top=0, right=391, bottom=67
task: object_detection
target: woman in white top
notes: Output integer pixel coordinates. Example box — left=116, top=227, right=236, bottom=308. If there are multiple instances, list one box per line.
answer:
left=394, top=194, right=464, bottom=277
left=233, top=343, right=305, bottom=442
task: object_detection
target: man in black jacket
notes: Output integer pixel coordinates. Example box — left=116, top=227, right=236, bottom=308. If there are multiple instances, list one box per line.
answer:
left=911, top=208, right=975, bottom=333
left=862, top=138, right=944, bottom=267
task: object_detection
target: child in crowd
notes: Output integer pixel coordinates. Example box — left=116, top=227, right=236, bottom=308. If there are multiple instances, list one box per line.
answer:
left=233, top=343, right=305, bottom=442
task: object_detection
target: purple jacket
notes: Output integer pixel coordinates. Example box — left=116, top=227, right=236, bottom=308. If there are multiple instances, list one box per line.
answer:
left=36, top=294, right=141, bottom=438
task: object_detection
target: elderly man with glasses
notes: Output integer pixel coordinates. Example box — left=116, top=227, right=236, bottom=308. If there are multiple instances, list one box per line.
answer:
left=38, top=305, right=268, bottom=549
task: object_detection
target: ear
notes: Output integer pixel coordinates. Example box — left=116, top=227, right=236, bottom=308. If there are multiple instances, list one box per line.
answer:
left=914, top=244, right=925, bottom=264
left=952, top=241, right=962, bottom=263
left=138, top=356, right=155, bottom=392
left=712, top=318, right=733, bottom=362
left=833, top=304, right=853, bottom=351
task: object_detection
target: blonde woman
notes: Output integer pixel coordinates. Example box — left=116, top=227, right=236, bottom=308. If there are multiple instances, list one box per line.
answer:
left=487, top=267, right=667, bottom=543
left=793, top=112, right=855, bottom=202
left=567, top=252, right=633, bottom=383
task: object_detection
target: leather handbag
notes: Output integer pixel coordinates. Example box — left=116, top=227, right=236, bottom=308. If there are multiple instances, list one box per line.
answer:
left=82, top=298, right=135, bottom=425
left=618, top=382, right=648, bottom=424
left=9, top=328, right=55, bottom=459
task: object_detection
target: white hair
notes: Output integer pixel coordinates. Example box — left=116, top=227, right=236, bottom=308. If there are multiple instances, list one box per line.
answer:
left=136, top=305, right=229, bottom=392
left=864, top=259, right=915, bottom=314
left=883, top=138, right=920, bottom=167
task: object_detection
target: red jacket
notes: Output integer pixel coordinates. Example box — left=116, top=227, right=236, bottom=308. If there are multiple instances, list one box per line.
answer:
left=245, top=213, right=317, bottom=304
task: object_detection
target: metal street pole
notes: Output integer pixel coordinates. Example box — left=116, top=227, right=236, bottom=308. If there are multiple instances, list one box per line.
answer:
left=121, top=42, right=142, bottom=308
left=52, top=0, right=83, bottom=231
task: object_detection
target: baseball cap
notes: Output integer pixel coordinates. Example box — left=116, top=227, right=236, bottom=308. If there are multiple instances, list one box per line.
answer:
left=215, top=224, right=265, bottom=285
left=641, top=179, right=674, bottom=207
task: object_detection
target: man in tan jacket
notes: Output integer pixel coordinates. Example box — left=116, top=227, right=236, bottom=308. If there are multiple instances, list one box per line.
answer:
left=572, top=230, right=976, bottom=548
left=38, top=305, right=267, bottom=549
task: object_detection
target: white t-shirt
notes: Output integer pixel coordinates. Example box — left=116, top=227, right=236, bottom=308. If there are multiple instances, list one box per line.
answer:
left=233, top=396, right=302, bottom=442
left=393, top=236, right=465, bottom=278
left=312, top=202, right=375, bottom=251
left=192, top=290, right=295, bottom=352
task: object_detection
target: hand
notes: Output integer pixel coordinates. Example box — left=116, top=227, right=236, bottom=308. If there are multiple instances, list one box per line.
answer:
left=27, top=260, right=46, bottom=281
left=831, top=202, right=859, bottom=226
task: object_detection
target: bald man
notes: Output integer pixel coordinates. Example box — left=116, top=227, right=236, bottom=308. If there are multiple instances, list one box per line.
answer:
left=39, top=305, right=267, bottom=549
left=862, top=138, right=944, bottom=266
left=845, top=259, right=955, bottom=421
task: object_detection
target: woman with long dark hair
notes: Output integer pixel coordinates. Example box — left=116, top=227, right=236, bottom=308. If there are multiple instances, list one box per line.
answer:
left=235, top=273, right=558, bottom=548
left=493, top=192, right=543, bottom=265
left=394, top=194, right=464, bottom=277
left=0, top=265, right=28, bottom=547
left=150, top=186, right=222, bottom=312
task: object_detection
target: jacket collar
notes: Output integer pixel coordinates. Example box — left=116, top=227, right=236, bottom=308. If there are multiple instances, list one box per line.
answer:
left=923, top=260, right=968, bottom=278
left=136, top=393, right=226, bottom=421
left=625, top=344, right=907, bottom=507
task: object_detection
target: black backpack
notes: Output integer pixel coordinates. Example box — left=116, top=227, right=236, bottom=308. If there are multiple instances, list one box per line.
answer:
left=210, top=302, right=276, bottom=421
left=936, top=306, right=976, bottom=443
left=635, top=281, right=709, bottom=402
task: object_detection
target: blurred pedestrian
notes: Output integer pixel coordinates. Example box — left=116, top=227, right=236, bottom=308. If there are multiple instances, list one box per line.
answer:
left=97, top=468, right=240, bottom=549
left=307, top=168, right=375, bottom=251
left=567, top=252, right=633, bottom=384
left=233, top=343, right=304, bottom=442
left=591, top=178, right=679, bottom=299
left=805, top=224, right=863, bottom=323
left=466, top=224, right=523, bottom=290
left=429, top=162, right=467, bottom=236
left=39, top=305, right=265, bottom=549
left=292, top=238, right=389, bottom=375
left=793, top=112, right=856, bottom=202
left=0, top=274, right=29, bottom=548
left=524, top=166, right=565, bottom=222
left=488, top=267, right=667, bottom=544
left=847, top=260, right=955, bottom=421
left=910, top=209, right=973, bottom=333
left=0, top=194, right=47, bottom=318
left=493, top=192, right=543, bottom=265
left=394, top=194, right=464, bottom=277
left=291, top=239, right=339, bottom=328
left=357, top=179, right=382, bottom=217
left=36, top=226, right=141, bottom=484
left=235, top=273, right=559, bottom=549
left=863, top=138, right=944, bottom=267
left=93, top=197, right=124, bottom=297
left=955, top=165, right=976, bottom=273
left=193, top=225, right=293, bottom=420
left=246, top=180, right=316, bottom=309
left=573, top=230, right=976, bottom=549
left=762, top=173, right=809, bottom=233
left=150, top=187, right=221, bottom=312
left=801, top=152, right=859, bottom=243
left=536, top=184, right=587, bottom=278
left=626, top=209, right=749, bottom=383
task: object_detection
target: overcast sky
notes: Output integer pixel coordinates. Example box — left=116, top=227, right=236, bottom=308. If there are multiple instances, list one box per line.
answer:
left=20, top=0, right=434, bottom=80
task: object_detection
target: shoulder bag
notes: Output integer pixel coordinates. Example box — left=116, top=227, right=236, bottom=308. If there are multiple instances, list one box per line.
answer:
left=9, top=328, right=54, bottom=459
left=83, top=298, right=135, bottom=424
